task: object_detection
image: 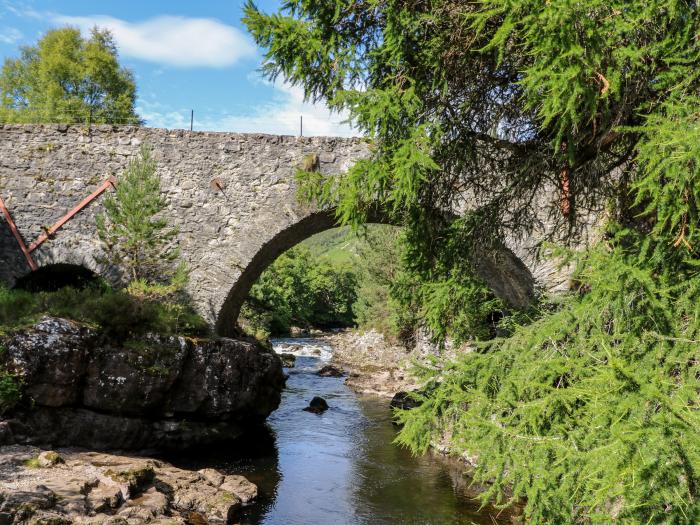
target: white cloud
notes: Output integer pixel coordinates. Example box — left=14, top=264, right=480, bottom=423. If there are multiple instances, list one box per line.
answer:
left=2, top=1, right=43, bottom=20
left=0, top=26, right=22, bottom=43
left=54, top=15, right=255, bottom=68
left=137, top=80, right=360, bottom=138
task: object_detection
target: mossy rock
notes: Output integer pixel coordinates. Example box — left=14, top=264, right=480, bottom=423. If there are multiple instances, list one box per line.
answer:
left=27, top=514, right=72, bottom=525
left=38, top=451, right=64, bottom=468
left=104, top=465, right=155, bottom=494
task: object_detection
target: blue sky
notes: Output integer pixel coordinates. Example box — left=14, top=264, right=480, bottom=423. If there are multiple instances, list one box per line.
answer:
left=0, top=0, right=356, bottom=136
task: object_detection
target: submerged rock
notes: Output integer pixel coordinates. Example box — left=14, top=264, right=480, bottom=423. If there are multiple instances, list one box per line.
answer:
left=0, top=445, right=256, bottom=524
left=303, top=396, right=329, bottom=414
left=317, top=364, right=344, bottom=377
left=278, top=353, right=296, bottom=368
left=0, top=317, right=286, bottom=451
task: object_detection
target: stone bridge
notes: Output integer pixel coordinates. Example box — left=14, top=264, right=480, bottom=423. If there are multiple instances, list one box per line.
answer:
left=0, top=125, right=569, bottom=335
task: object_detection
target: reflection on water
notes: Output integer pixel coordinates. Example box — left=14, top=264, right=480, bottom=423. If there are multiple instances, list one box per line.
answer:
left=172, top=340, right=511, bottom=525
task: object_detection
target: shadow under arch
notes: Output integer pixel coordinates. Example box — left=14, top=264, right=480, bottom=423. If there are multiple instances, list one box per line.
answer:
left=13, top=262, right=100, bottom=292
left=215, top=210, right=536, bottom=337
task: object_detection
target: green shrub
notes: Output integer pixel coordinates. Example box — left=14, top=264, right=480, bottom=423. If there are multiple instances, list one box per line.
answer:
left=396, top=234, right=700, bottom=523
left=0, top=370, right=20, bottom=415
left=0, top=284, right=209, bottom=341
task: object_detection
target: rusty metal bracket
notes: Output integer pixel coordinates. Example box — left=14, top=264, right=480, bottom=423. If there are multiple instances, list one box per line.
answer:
left=28, top=176, right=116, bottom=253
left=0, top=195, right=38, bottom=271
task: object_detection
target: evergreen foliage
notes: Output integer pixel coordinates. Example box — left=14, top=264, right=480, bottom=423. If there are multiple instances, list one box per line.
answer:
left=0, top=27, right=140, bottom=125
left=97, top=145, right=181, bottom=285
left=396, top=235, right=700, bottom=523
left=244, top=1, right=700, bottom=522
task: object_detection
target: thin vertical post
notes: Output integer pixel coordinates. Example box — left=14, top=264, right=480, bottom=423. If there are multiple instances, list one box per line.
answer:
left=190, top=110, right=194, bottom=131
left=300, top=115, right=303, bottom=136
left=0, top=196, right=37, bottom=271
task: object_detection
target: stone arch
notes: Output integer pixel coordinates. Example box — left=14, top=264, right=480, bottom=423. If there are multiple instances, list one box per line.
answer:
left=4, top=236, right=112, bottom=291
left=216, top=211, right=340, bottom=336
left=214, top=210, right=535, bottom=337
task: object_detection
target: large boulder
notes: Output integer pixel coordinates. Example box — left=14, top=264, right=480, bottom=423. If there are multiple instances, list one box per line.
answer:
left=0, top=317, right=286, bottom=450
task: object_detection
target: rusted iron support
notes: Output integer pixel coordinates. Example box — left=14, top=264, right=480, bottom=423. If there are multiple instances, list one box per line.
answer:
left=0, top=195, right=37, bottom=271
left=28, top=176, right=116, bottom=253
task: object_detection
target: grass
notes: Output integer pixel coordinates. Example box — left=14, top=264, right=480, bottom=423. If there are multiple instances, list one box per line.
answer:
left=23, top=456, right=41, bottom=469
left=0, top=283, right=210, bottom=341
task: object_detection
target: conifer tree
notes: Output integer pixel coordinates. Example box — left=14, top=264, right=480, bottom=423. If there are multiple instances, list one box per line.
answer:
left=244, top=2, right=700, bottom=522
left=97, top=145, right=180, bottom=285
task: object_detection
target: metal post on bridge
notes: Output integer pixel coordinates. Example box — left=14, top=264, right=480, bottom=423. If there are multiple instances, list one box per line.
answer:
left=0, top=196, right=37, bottom=271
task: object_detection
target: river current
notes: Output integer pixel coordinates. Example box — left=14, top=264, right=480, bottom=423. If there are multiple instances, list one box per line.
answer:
left=175, top=338, right=508, bottom=524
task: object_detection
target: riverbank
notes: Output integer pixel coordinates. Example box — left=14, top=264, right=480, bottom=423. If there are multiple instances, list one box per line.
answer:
left=320, top=328, right=461, bottom=397
left=320, top=330, right=416, bottom=396
left=0, top=445, right=257, bottom=524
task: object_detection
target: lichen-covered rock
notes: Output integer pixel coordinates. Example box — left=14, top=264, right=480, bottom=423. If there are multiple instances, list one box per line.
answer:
left=36, top=452, right=63, bottom=468
left=0, top=317, right=285, bottom=450
left=220, top=475, right=258, bottom=505
left=0, top=445, right=256, bottom=524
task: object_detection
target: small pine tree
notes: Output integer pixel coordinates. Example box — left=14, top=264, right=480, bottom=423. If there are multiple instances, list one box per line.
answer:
left=97, top=145, right=180, bottom=285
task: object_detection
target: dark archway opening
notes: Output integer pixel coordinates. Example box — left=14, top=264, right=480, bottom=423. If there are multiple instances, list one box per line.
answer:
left=13, top=263, right=100, bottom=293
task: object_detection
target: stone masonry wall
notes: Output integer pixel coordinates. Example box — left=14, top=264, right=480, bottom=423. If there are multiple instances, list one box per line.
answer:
left=0, top=124, right=367, bottom=332
left=0, top=124, right=576, bottom=334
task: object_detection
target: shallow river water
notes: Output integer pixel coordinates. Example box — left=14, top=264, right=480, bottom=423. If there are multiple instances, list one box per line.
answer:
left=175, top=338, right=510, bottom=525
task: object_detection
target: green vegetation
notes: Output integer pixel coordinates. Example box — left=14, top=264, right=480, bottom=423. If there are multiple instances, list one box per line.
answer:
left=241, top=246, right=358, bottom=337
left=242, top=224, right=504, bottom=344
left=23, top=456, right=41, bottom=469
left=245, top=1, right=700, bottom=522
left=0, top=349, right=20, bottom=416
left=0, top=27, right=140, bottom=125
left=97, top=145, right=181, bottom=284
left=1, top=145, right=205, bottom=342
left=0, top=284, right=208, bottom=341
left=352, top=225, right=505, bottom=345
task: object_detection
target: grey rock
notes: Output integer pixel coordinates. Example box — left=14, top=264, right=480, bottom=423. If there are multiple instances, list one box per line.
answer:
left=303, top=396, right=329, bottom=414
left=0, top=446, right=254, bottom=524
left=1, top=318, right=285, bottom=451
left=390, top=391, right=422, bottom=411
left=220, top=475, right=257, bottom=505
left=36, top=451, right=63, bottom=468
left=317, top=364, right=344, bottom=377
left=278, top=353, right=296, bottom=368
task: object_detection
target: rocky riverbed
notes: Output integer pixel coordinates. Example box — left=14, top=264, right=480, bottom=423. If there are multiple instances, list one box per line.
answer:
left=319, top=329, right=462, bottom=397
left=0, top=445, right=258, bottom=524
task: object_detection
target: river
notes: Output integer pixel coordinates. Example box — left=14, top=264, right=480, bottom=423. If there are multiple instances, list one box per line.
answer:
left=175, top=338, right=510, bottom=525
